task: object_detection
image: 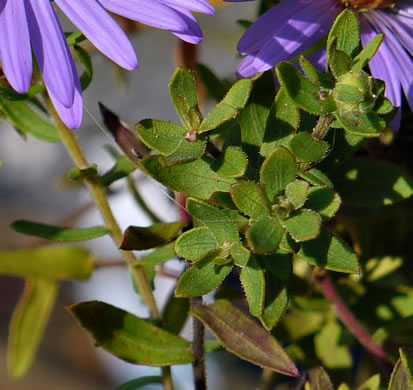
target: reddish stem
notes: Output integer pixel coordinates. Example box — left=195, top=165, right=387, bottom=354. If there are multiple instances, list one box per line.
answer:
left=318, top=273, right=392, bottom=373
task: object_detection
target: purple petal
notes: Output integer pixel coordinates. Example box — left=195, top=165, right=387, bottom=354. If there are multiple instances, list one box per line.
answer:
left=167, top=7, right=204, bottom=44
left=360, top=18, right=402, bottom=130
left=158, top=0, right=215, bottom=15
left=0, top=0, right=32, bottom=93
left=98, top=0, right=188, bottom=31
left=49, top=52, right=83, bottom=130
left=236, top=55, right=262, bottom=78
left=251, top=1, right=339, bottom=73
left=25, top=0, right=75, bottom=108
left=55, top=0, right=138, bottom=71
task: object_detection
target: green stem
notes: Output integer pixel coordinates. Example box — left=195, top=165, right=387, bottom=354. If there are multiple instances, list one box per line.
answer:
left=127, top=176, right=162, bottom=223
left=51, top=106, right=175, bottom=389
left=259, top=368, right=277, bottom=390
left=312, top=114, right=334, bottom=140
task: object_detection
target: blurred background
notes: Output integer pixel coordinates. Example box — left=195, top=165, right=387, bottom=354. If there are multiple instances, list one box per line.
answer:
left=0, top=2, right=265, bottom=389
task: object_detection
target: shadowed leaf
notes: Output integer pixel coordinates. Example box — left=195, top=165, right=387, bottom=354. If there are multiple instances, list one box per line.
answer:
left=192, top=300, right=300, bottom=377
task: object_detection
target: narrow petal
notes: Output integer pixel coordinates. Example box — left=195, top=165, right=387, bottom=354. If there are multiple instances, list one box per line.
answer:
left=49, top=53, right=83, bottom=130
left=98, top=0, right=188, bottom=31
left=0, top=0, right=32, bottom=93
left=55, top=0, right=138, bottom=70
left=251, top=2, right=339, bottom=73
left=236, top=55, right=261, bottom=78
left=360, top=18, right=402, bottom=129
left=25, top=0, right=75, bottom=107
left=166, top=6, right=204, bottom=44
left=159, top=0, right=215, bottom=15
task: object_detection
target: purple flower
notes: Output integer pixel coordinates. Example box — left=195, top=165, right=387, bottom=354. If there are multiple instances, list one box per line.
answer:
left=0, top=0, right=214, bottom=129
left=228, top=0, right=412, bottom=129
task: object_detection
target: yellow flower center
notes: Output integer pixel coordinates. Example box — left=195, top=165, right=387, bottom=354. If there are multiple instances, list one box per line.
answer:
left=340, top=0, right=396, bottom=11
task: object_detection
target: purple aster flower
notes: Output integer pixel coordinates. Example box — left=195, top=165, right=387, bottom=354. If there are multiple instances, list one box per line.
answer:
left=0, top=0, right=214, bottom=129
left=227, top=0, right=412, bottom=129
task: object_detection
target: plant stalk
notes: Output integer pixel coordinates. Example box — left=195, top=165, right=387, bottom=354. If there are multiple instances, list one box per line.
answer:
left=191, top=296, right=207, bottom=390
left=51, top=106, right=176, bottom=390
left=318, top=272, right=392, bottom=373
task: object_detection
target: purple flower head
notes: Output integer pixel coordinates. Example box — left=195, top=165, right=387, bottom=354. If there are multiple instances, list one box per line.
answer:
left=0, top=0, right=214, bottom=129
left=228, top=0, right=413, bottom=129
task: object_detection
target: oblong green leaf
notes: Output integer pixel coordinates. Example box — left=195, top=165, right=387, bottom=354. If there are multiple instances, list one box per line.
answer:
left=288, top=132, right=329, bottom=163
left=0, top=246, right=95, bottom=280
left=280, top=209, right=321, bottom=242
left=297, top=229, right=359, bottom=273
left=169, top=68, right=201, bottom=130
left=260, top=147, right=297, bottom=202
left=191, top=300, right=300, bottom=377
left=240, top=255, right=265, bottom=317
left=213, top=146, right=248, bottom=178
left=137, top=242, right=177, bottom=266
left=285, top=180, right=310, bottom=210
left=352, top=34, right=384, bottom=71
left=304, top=187, right=341, bottom=220
left=231, top=181, right=269, bottom=218
left=8, top=279, right=58, bottom=379
left=175, top=255, right=233, bottom=297
left=121, top=222, right=186, bottom=250
left=175, top=227, right=218, bottom=262
left=247, top=216, right=284, bottom=254
left=0, top=99, right=60, bottom=143
left=140, top=156, right=236, bottom=200
left=116, top=376, right=162, bottom=390
left=69, top=301, right=194, bottom=366
left=11, top=220, right=110, bottom=242
left=308, top=367, right=335, bottom=390
left=389, top=358, right=413, bottom=390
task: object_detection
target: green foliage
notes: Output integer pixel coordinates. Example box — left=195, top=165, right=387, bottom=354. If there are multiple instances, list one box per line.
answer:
left=69, top=301, right=195, bottom=366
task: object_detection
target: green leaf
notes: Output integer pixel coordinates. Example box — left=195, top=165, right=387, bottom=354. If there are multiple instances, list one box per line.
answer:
left=73, top=45, right=93, bottom=91
left=0, top=246, right=95, bottom=280
left=199, top=79, right=253, bottom=133
left=120, top=222, right=186, bottom=250
left=116, top=376, right=162, bottom=390
left=175, top=227, right=218, bottom=262
left=11, top=220, right=110, bottom=242
left=191, top=300, right=300, bottom=377
left=400, top=348, right=413, bottom=385
left=240, top=255, right=265, bottom=317
left=388, top=357, right=413, bottom=390
left=365, top=256, right=403, bottom=282
left=187, top=198, right=239, bottom=244
left=299, top=55, right=322, bottom=86
left=298, top=168, right=333, bottom=188
left=169, top=68, right=201, bottom=131
left=261, top=89, right=300, bottom=156
left=329, top=45, right=353, bottom=78
left=69, top=301, right=194, bottom=366
left=314, top=320, right=352, bottom=369
left=297, top=229, right=359, bottom=273
left=158, top=137, right=206, bottom=167
left=100, top=156, right=137, bottom=187
left=163, top=296, right=190, bottom=335
left=0, top=99, right=60, bottom=143
left=327, top=9, right=360, bottom=59
left=137, top=242, right=177, bottom=266
left=280, top=209, right=321, bottom=242
left=335, top=111, right=386, bottom=137
left=8, top=279, right=58, bottom=379
left=307, top=367, right=335, bottom=390
left=304, top=187, right=341, bottom=220
left=231, top=243, right=251, bottom=267
left=260, top=147, right=297, bottom=202
left=196, top=63, right=227, bottom=102
left=276, top=62, right=334, bottom=115
left=260, top=253, right=291, bottom=330
left=213, top=146, right=248, bottom=178
left=357, top=374, right=381, bottom=390
left=333, top=158, right=413, bottom=207
left=285, top=180, right=310, bottom=210
left=66, top=31, right=87, bottom=46
left=247, top=216, right=284, bottom=254
left=352, top=34, right=384, bottom=71
left=175, top=255, right=233, bottom=297
left=136, top=119, right=187, bottom=156
left=289, top=132, right=329, bottom=163
left=231, top=181, right=269, bottom=218
left=239, top=71, right=275, bottom=173
left=140, top=156, right=235, bottom=200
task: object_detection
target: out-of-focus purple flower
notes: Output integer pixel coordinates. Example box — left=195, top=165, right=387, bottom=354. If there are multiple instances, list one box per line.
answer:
left=0, top=0, right=214, bottom=129
left=227, top=0, right=412, bottom=129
